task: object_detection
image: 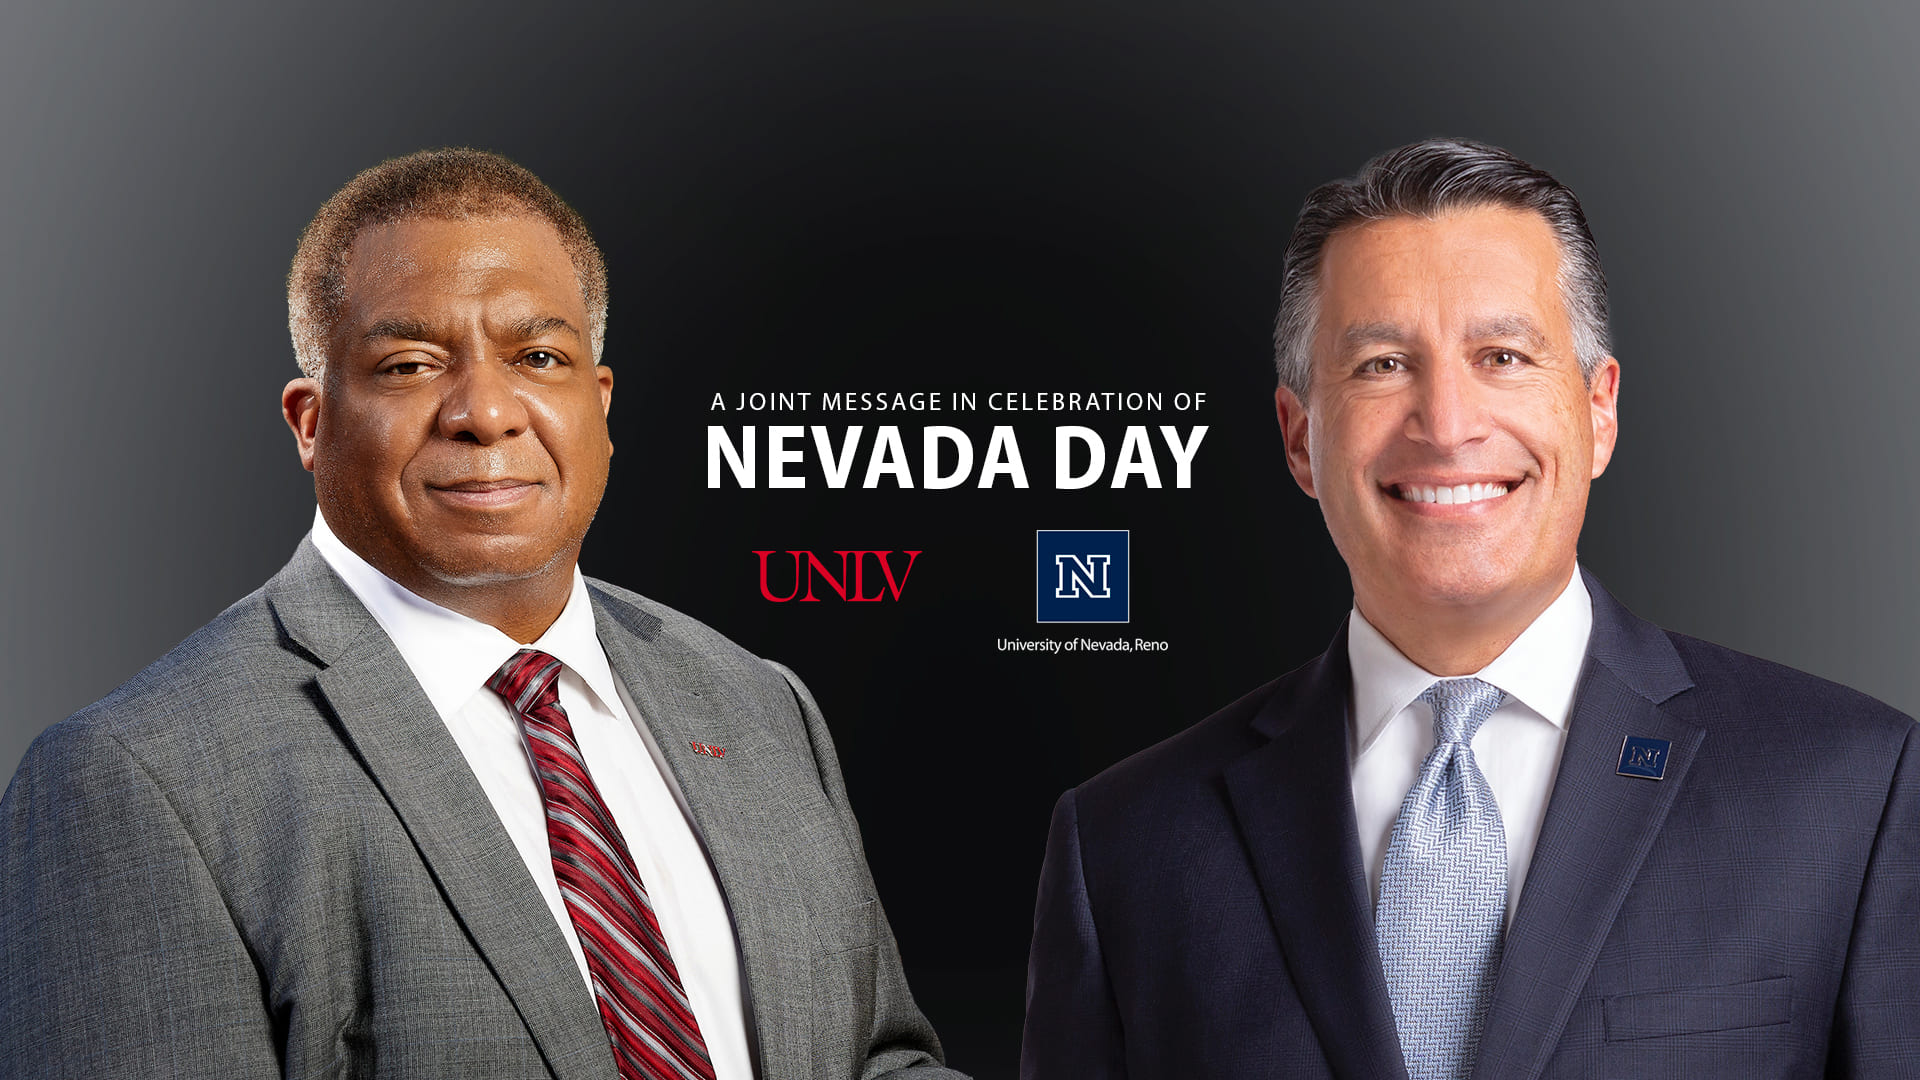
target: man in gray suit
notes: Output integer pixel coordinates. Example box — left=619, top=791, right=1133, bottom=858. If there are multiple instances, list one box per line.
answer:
left=0, top=149, right=964, bottom=1080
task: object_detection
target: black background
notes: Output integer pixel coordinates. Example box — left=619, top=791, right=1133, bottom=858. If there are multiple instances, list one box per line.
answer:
left=7, top=2, right=1920, bottom=1074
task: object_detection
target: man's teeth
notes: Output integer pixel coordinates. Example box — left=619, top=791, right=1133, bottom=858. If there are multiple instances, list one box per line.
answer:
left=1397, top=482, right=1510, bottom=505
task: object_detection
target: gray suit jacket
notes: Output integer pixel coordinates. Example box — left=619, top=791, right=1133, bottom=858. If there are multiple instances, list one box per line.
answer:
left=0, top=539, right=965, bottom=1080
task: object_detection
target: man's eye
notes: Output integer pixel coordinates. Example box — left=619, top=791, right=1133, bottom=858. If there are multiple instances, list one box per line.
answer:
left=523, top=350, right=563, bottom=369
left=384, top=360, right=428, bottom=376
left=1360, top=356, right=1406, bottom=375
left=1485, top=349, right=1525, bottom=367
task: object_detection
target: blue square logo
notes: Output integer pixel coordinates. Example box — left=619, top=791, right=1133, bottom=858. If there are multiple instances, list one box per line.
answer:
left=1616, top=735, right=1672, bottom=780
left=1036, top=530, right=1129, bottom=623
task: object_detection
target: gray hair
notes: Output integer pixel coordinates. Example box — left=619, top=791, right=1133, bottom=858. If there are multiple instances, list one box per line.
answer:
left=1272, top=138, right=1611, bottom=400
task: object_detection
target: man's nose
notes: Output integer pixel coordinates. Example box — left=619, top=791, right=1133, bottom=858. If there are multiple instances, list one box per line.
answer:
left=1406, top=361, right=1492, bottom=451
left=438, top=360, right=531, bottom=444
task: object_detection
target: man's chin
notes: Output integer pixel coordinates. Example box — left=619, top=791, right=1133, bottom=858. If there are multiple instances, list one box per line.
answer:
left=1374, top=558, right=1525, bottom=611
left=412, top=537, right=579, bottom=590
left=1369, top=555, right=1574, bottom=618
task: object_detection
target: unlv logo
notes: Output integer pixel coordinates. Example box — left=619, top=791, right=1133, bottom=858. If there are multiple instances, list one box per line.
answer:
left=755, top=550, right=923, bottom=602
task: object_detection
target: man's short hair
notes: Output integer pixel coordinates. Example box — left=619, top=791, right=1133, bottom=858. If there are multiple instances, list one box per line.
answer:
left=287, top=148, right=608, bottom=379
left=1272, top=138, right=1611, bottom=400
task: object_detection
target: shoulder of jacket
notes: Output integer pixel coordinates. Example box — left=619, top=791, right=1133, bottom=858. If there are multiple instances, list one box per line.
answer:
left=1665, top=630, right=1914, bottom=745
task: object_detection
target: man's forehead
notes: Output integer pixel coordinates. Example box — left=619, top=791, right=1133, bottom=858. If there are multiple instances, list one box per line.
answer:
left=342, top=214, right=576, bottom=287
left=330, top=214, right=587, bottom=354
left=1317, top=207, right=1567, bottom=340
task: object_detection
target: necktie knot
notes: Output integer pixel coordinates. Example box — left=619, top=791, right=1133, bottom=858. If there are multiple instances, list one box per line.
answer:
left=1420, top=677, right=1505, bottom=748
left=486, top=648, right=564, bottom=714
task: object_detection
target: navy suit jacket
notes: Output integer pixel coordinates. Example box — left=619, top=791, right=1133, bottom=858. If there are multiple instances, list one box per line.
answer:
left=1022, top=572, right=1920, bottom=1078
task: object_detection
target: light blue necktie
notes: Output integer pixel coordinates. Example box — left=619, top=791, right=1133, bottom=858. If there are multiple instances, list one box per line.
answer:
left=1376, top=677, right=1509, bottom=1080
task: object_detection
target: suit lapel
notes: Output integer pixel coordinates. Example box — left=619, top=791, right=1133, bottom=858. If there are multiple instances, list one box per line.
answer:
left=589, top=586, right=811, bottom=1080
left=1224, top=625, right=1410, bottom=1080
left=266, top=541, right=616, bottom=1080
left=1471, top=571, right=1704, bottom=1080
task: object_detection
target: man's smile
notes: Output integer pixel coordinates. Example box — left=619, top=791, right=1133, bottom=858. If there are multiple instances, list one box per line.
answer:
left=426, top=477, right=543, bottom=508
left=1385, top=479, right=1520, bottom=506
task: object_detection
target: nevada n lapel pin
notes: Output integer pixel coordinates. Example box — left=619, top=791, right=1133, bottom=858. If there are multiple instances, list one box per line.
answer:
left=1616, top=735, right=1672, bottom=779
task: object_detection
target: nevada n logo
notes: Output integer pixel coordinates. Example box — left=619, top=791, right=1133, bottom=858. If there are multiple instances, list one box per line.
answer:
left=1035, top=530, right=1129, bottom=624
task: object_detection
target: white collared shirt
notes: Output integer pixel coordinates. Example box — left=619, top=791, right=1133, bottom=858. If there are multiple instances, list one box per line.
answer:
left=1347, top=568, right=1592, bottom=924
left=310, top=511, right=754, bottom=1080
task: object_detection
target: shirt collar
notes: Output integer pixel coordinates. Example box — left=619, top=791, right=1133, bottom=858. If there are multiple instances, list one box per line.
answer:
left=1347, top=566, right=1593, bottom=757
left=309, top=508, right=625, bottom=718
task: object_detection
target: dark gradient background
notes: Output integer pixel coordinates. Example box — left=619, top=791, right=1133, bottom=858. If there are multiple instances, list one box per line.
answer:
left=5, top=2, right=1918, bottom=1075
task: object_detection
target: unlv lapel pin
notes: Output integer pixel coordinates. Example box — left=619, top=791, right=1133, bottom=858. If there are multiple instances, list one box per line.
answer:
left=1616, top=736, right=1671, bottom=780
left=690, top=740, right=727, bottom=759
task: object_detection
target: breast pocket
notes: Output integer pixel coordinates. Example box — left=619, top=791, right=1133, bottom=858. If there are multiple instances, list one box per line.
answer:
left=1603, top=975, right=1793, bottom=1041
left=812, top=897, right=877, bottom=954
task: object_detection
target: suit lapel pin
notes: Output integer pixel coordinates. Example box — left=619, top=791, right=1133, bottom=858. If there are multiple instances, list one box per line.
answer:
left=690, top=740, right=727, bottom=759
left=1616, top=735, right=1672, bottom=779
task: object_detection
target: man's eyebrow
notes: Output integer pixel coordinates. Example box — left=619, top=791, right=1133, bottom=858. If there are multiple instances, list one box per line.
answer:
left=1342, top=321, right=1412, bottom=350
left=1465, top=314, right=1549, bottom=350
left=1340, top=316, right=1552, bottom=352
left=506, top=314, right=580, bottom=342
left=358, top=315, right=581, bottom=344
left=362, top=317, right=437, bottom=343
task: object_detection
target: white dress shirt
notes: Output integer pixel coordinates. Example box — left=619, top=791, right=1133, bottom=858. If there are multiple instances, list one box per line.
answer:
left=1348, top=568, right=1592, bottom=924
left=310, top=511, right=754, bottom=1080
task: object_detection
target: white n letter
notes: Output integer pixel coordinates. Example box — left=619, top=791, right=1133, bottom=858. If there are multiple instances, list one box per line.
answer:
left=708, top=426, right=754, bottom=488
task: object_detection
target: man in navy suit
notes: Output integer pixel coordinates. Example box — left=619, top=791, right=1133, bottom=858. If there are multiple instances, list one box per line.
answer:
left=1020, top=139, right=1920, bottom=1079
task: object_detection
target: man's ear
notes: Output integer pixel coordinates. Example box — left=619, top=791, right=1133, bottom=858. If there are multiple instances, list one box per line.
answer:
left=282, top=377, right=322, bottom=473
left=1588, top=356, right=1621, bottom=479
left=597, top=363, right=614, bottom=457
left=1274, top=385, right=1317, bottom=499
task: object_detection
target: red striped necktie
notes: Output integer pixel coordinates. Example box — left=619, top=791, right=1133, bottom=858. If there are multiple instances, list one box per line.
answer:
left=487, top=649, right=716, bottom=1080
